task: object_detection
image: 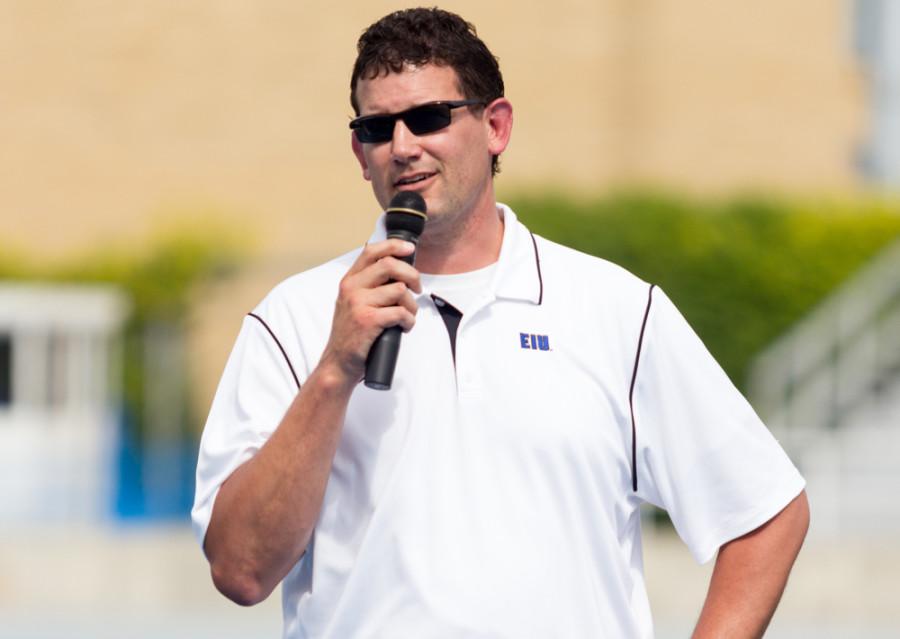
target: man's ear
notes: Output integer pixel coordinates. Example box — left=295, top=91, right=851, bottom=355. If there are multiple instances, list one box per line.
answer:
left=484, top=98, right=513, bottom=157
left=351, top=132, right=371, bottom=181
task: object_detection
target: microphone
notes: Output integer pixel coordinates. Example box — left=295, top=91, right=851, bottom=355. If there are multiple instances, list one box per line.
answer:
left=364, top=191, right=428, bottom=390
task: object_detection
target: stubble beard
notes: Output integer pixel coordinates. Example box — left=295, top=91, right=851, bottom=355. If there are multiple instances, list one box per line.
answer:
left=417, top=208, right=466, bottom=253
left=421, top=167, right=493, bottom=244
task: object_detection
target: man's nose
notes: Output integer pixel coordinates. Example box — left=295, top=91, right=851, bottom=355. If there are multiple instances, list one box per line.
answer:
left=390, top=119, right=423, bottom=163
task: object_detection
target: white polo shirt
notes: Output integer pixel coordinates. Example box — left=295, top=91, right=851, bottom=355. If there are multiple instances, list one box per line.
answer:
left=193, top=204, right=804, bottom=638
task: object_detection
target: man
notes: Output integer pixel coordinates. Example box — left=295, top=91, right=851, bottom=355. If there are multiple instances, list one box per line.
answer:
left=193, top=8, right=809, bottom=638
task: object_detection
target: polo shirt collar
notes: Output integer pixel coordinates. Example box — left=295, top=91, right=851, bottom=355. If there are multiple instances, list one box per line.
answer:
left=491, top=203, right=543, bottom=304
left=366, top=201, right=542, bottom=305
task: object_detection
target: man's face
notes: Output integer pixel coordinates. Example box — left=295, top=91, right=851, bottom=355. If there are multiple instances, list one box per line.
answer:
left=351, top=64, right=508, bottom=238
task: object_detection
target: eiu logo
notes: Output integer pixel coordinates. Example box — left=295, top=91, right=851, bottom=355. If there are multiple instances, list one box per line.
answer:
left=520, top=332, right=550, bottom=351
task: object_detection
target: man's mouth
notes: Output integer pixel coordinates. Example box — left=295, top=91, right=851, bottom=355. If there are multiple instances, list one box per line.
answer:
left=394, top=172, right=436, bottom=187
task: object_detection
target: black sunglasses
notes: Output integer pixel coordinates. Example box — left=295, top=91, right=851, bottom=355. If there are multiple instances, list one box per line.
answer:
left=349, top=99, right=484, bottom=143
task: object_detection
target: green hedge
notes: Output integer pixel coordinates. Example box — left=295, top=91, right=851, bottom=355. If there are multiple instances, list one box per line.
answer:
left=508, top=191, right=900, bottom=389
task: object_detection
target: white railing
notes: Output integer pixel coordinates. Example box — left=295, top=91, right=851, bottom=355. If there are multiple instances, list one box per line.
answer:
left=748, top=238, right=900, bottom=537
left=748, top=238, right=900, bottom=435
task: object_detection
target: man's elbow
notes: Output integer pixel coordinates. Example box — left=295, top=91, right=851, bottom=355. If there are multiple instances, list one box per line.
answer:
left=210, top=560, right=272, bottom=607
left=205, top=535, right=275, bottom=607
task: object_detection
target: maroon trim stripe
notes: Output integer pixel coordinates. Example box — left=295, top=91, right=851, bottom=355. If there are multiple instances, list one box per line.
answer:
left=247, top=312, right=301, bottom=390
left=529, top=231, right=543, bottom=305
left=629, top=284, right=656, bottom=492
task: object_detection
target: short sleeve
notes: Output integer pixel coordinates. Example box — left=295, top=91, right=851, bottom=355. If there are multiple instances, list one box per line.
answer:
left=632, top=288, right=805, bottom=564
left=191, top=313, right=303, bottom=552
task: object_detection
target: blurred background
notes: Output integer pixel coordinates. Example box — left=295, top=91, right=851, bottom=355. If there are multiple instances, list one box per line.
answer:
left=1, top=0, right=898, bottom=637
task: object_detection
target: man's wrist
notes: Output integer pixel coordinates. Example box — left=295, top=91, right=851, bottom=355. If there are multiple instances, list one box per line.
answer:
left=310, top=355, right=361, bottom=396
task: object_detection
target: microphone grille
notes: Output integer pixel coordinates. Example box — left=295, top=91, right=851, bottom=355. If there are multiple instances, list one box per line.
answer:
left=387, top=192, right=427, bottom=216
left=385, top=192, right=427, bottom=236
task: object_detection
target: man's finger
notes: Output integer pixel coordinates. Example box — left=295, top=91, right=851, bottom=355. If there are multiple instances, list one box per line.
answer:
left=361, top=281, right=419, bottom=315
left=375, top=306, right=416, bottom=333
left=352, top=256, right=422, bottom=293
left=346, top=240, right=416, bottom=276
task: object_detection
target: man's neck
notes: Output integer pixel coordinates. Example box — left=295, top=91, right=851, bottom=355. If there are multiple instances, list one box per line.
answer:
left=414, top=201, right=504, bottom=275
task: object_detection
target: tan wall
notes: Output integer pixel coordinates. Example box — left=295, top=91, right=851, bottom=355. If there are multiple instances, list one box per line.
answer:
left=0, top=1, right=868, bottom=418
left=1, top=1, right=865, bottom=259
left=608, top=0, right=865, bottom=190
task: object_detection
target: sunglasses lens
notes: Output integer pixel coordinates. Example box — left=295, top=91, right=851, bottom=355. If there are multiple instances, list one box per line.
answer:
left=403, top=104, right=452, bottom=135
left=351, top=102, right=462, bottom=143
left=356, top=116, right=394, bottom=143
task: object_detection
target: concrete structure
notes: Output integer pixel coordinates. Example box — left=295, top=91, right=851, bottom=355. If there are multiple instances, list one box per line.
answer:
left=0, top=284, right=128, bottom=523
left=1, top=526, right=897, bottom=638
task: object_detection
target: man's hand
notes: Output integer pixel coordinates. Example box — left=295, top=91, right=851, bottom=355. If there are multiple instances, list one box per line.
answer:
left=692, top=491, right=810, bottom=638
left=204, top=239, right=421, bottom=606
left=319, top=238, right=422, bottom=384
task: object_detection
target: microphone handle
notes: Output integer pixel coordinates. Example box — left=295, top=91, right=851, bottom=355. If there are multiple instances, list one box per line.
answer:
left=363, top=229, right=419, bottom=390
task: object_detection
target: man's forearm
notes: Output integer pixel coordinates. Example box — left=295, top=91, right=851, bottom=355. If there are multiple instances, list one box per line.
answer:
left=692, top=491, right=810, bottom=638
left=200, top=239, right=421, bottom=606
left=203, top=361, right=356, bottom=606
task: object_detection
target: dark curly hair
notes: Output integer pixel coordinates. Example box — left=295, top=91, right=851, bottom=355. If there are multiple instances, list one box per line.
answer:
left=350, top=8, right=505, bottom=175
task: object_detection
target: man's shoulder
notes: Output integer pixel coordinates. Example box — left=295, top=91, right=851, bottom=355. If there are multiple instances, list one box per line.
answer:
left=251, top=247, right=362, bottom=319
left=530, top=233, right=651, bottom=296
